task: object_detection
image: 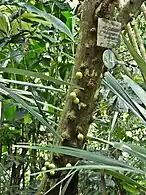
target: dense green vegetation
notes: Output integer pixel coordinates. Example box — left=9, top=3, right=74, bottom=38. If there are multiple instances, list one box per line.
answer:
left=0, top=0, right=146, bottom=194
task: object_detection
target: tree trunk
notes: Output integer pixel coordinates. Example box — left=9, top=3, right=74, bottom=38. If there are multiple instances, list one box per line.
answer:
left=37, top=0, right=145, bottom=194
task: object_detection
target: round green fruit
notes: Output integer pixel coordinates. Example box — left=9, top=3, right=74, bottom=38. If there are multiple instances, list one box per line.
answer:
left=76, top=72, right=83, bottom=79
left=73, top=97, right=79, bottom=104
left=77, top=133, right=84, bottom=140
left=24, top=171, right=30, bottom=177
left=45, top=161, right=50, bottom=167
left=66, top=163, right=72, bottom=168
left=70, top=92, right=77, bottom=99
left=50, top=170, right=55, bottom=175
left=41, top=167, right=46, bottom=171
left=49, top=163, right=55, bottom=169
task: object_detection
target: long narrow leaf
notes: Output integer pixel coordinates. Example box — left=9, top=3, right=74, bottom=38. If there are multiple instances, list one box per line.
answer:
left=14, top=144, right=145, bottom=174
left=0, top=78, right=64, bottom=93
left=104, top=72, right=146, bottom=125
left=0, top=83, right=62, bottom=139
left=122, top=34, right=146, bottom=78
left=123, top=74, right=146, bottom=106
left=18, top=2, right=74, bottom=41
left=88, top=136, right=146, bottom=163
left=0, top=67, right=79, bottom=87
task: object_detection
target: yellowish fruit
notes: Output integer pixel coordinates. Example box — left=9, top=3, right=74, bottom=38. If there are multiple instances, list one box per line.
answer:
left=24, top=171, right=30, bottom=177
left=77, top=133, right=84, bottom=140
left=50, top=170, right=55, bottom=175
left=45, top=161, right=50, bottom=167
left=49, top=163, right=55, bottom=169
left=37, top=173, right=43, bottom=179
left=73, top=97, right=79, bottom=104
left=25, top=179, right=30, bottom=184
left=41, top=167, right=46, bottom=171
left=66, top=163, right=72, bottom=168
left=76, top=72, right=83, bottom=79
left=70, top=92, right=77, bottom=99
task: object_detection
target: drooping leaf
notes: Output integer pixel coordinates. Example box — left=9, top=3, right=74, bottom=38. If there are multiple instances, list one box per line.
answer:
left=0, top=78, right=64, bottom=93
left=0, top=83, right=62, bottom=139
left=103, top=72, right=146, bottom=126
left=122, top=34, right=146, bottom=79
left=18, top=2, right=74, bottom=41
left=123, top=74, right=146, bottom=106
left=0, top=67, right=81, bottom=88
left=14, top=144, right=146, bottom=174
left=88, top=136, right=146, bottom=163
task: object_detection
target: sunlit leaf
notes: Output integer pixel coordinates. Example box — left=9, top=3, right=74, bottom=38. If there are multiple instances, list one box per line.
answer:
left=18, top=2, right=74, bottom=41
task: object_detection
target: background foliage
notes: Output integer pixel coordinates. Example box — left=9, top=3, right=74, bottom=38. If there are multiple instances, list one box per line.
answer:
left=0, top=0, right=146, bottom=195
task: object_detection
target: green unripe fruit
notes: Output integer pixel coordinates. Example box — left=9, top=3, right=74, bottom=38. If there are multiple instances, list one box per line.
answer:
left=77, top=133, right=84, bottom=140
left=45, top=161, right=50, bottom=167
left=41, top=167, right=46, bottom=171
left=70, top=92, right=77, bottom=99
left=50, top=170, right=55, bottom=175
left=76, top=72, right=83, bottom=79
left=24, top=171, right=30, bottom=177
left=25, top=180, right=30, bottom=184
left=66, top=163, right=72, bottom=168
left=49, top=163, right=55, bottom=169
left=73, top=97, right=79, bottom=104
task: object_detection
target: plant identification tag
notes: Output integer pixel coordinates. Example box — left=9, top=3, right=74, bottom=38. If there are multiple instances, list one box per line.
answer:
left=102, top=49, right=116, bottom=69
left=97, top=18, right=121, bottom=48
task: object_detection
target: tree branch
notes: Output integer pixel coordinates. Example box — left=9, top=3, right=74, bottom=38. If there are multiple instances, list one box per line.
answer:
left=118, top=0, right=145, bottom=26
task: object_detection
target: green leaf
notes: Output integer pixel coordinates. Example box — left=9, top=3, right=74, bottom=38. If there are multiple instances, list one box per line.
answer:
left=3, top=100, right=16, bottom=121
left=122, top=34, right=146, bottom=79
left=88, top=136, right=146, bottom=163
left=30, top=164, right=145, bottom=175
left=22, top=12, right=51, bottom=26
left=123, top=184, right=139, bottom=194
left=14, top=144, right=146, bottom=174
left=0, top=67, right=80, bottom=87
left=123, top=74, right=146, bottom=106
left=0, top=78, right=64, bottom=93
left=103, top=72, right=146, bottom=125
left=0, top=83, right=62, bottom=139
left=18, top=2, right=74, bottom=41
left=0, top=13, right=10, bottom=37
left=106, top=170, right=146, bottom=192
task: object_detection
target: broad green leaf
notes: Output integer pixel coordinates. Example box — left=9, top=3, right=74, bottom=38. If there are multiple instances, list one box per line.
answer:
left=14, top=144, right=145, bottom=174
left=18, top=2, right=74, bottom=41
left=22, top=12, right=52, bottom=27
left=122, top=34, right=146, bottom=79
left=123, top=74, right=146, bottom=106
left=24, top=113, right=32, bottom=124
left=0, top=13, right=10, bottom=37
left=4, top=101, right=16, bottom=121
left=0, top=83, right=62, bottom=139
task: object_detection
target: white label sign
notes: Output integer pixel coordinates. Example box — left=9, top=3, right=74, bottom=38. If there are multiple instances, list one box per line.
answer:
left=103, top=49, right=116, bottom=69
left=97, top=18, right=121, bottom=48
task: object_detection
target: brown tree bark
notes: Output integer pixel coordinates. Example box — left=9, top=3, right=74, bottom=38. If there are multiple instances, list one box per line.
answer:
left=37, top=0, right=145, bottom=194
